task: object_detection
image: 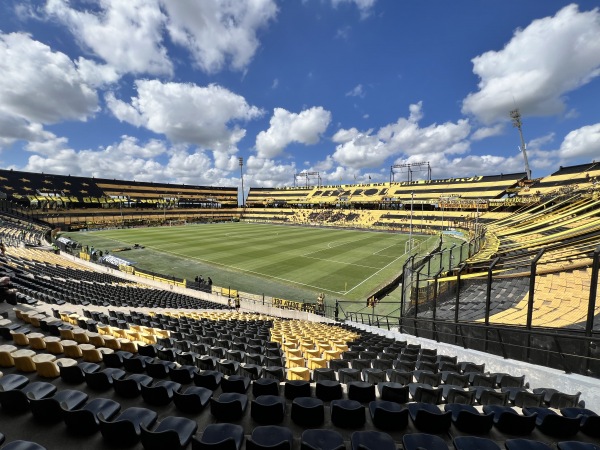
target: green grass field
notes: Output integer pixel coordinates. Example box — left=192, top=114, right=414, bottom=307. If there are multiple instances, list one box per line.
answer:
left=66, top=223, right=441, bottom=312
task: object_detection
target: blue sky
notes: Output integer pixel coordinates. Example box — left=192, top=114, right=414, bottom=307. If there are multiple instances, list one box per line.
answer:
left=0, top=1, right=599, bottom=196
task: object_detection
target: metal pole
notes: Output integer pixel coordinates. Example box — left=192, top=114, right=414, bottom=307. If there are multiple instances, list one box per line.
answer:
left=485, top=258, right=500, bottom=326
left=409, top=191, right=414, bottom=250
left=239, top=157, right=244, bottom=207
left=526, top=249, right=545, bottom=329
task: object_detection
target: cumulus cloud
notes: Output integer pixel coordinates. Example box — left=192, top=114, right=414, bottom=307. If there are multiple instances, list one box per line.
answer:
left=45, top=0, right=171, bottom=76
left=462, top=4, right=600, bottom=124
left=161, top=0, right=278, bottom=73
left=245, top=156, right=296, bottom=187
left=394, top=153, right=526, bottom=180
left=471, top=124, right=505, bottom=141
left=332, top=102, right=471, bottom=169
left=255, top=107, right=332, bottom=158
left=106, top=80, right=263, bottom=153
left=558, top=123, right=600, bottom=160
left=0, top=32, right=98, bottom=125
left=21, top=135, right=237, bottom=186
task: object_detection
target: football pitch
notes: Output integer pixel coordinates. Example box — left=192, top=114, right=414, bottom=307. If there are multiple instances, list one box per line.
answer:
left=69, top=222, right=438, bottom=304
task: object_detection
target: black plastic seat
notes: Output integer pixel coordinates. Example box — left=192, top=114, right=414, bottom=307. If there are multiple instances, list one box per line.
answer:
left=103, top=351, right=132, bottom=368
left=386, top=369, right=413, bottom=385
left=98, top=406, right=158, bottom=446
left=338, top=368, right=362, bottom=384
left=408, top=402, right=452, bottom=433
left=123, top=355, right=154, bottom=373
left=263, top=366, right=286, bottom=381
left=316, top=380, right=343, bottom=402
left=59, top=361, right=100, bottom=384
left=284, top=380, right=311, bottom=400
left=454, top=436, right=501, bottom=450
left=239, top=363, right=262, bottom=380
left=141, top=380, right=181, bottom=406
left=523, top=406, right=581, bottom=438
left=369, top=400, right=409, bottom=431
left=246, top=425, right=293, bottom=450
left=113, top=373, right=153, bottom=398
left=409, top=383, right=442, bottom=404
left=169, top=365, right=197, bottom=384
left=291, top=397, right=325, bottom=427
left=2, top=441, right=47, bottom=450
left=62, top=397, right=121, bottom=435
left=146, top=360, right=177, bottom=379
left=331, top=399, right=365, bottom=428
left=361, top=368, right=386, bottom=385
left=300, top=429, right=344, bottom=450
left=251, top=395, right=286, bottom=424
left=444, top=386, right=476, bottom=405
left=403, top=432, right=448, bottom=450
left=347, top=381, right=376, bottom=403
left=561, top=407, right=600, bottom=437
left=173, top=385, right=212, bottom=413
left=191, top=423, right=244, bottom=450
left=29, top=389, right=88, bottom=422
left=445, top=403, right=494, bottom=434
left=140, top=415, right=198, bottom=450
left=350, top=430, right=396, bottom=450
left=217, top=359, right=239, bottom=376
left=210, top=393, right=248, bottom=421
left=85, top=368, right=126, bottom=391
left=557, top=442, right=600, bottom=450
left=313, top=368, right=337, bottom=382
left=221, top=375, right=251, bottom=394
left=252, top=378, right=280, bottom=397
left=195, top=370, right=223, bottom=390
left=377, top=382, right=409, bottom=403
left=505, top=439, right=554, bottom=450
left=482, top=405, right=537, bottom=435
left=0, top=381, right=56, bottom=413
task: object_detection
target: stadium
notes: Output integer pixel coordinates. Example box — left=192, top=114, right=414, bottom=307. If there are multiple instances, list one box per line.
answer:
left=0, top=160, right=598, bottom=450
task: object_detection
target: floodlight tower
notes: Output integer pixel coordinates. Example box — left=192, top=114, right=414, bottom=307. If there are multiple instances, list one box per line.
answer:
left=239, top=157, right=244, bottom=207
left=510, top=109, right=532, bottom=180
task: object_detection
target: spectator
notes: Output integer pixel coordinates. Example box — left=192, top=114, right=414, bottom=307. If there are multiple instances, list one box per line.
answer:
left=207, top=277, right=213, bottom=286
left=0, top=241, right=5, bottom=256
left=235, top=294, right=240, bottom=312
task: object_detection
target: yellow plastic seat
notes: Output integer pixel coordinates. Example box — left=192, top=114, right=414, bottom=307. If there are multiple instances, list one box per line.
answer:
left=33, top=354, right=59, bottom=378
left=308, top=357, right=328, bottom=370
left=287, top=367, right=310, bottom=381
left=286, top=356, right=305, bottom=369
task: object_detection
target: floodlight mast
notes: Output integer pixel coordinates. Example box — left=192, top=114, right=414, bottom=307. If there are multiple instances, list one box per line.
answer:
left=510, top=109, right=532, bottom=180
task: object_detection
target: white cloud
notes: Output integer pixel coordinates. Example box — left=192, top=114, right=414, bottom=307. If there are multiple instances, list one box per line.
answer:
left=0, top=32, right=99, bottom=124
left=395, top=153, right=525, bottom=180
left=21, top=135, right=236, bottom=186
left=106, top=80, right=263, bottom=153
left=527, top=133, right=555, bottom=150
left=332, top=102, right=471, bottom=169
left=255, top=107, right=332, bottom=158
left=245, top=156, right=296, bottom=187
left=558, top=123, right=600, bottom=160
left=462, top=4, right=600, bottom=124
left=271, top=78, right=279, bottom=89
left=346, top=84, right=365, bottom=98
left=331, top=0, right=376, bottom=18
left=161, top=0, right=278, bottom=74
left=45, top=0, right=172, bottom=76
left=471, top=124, right=505, bottom=141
